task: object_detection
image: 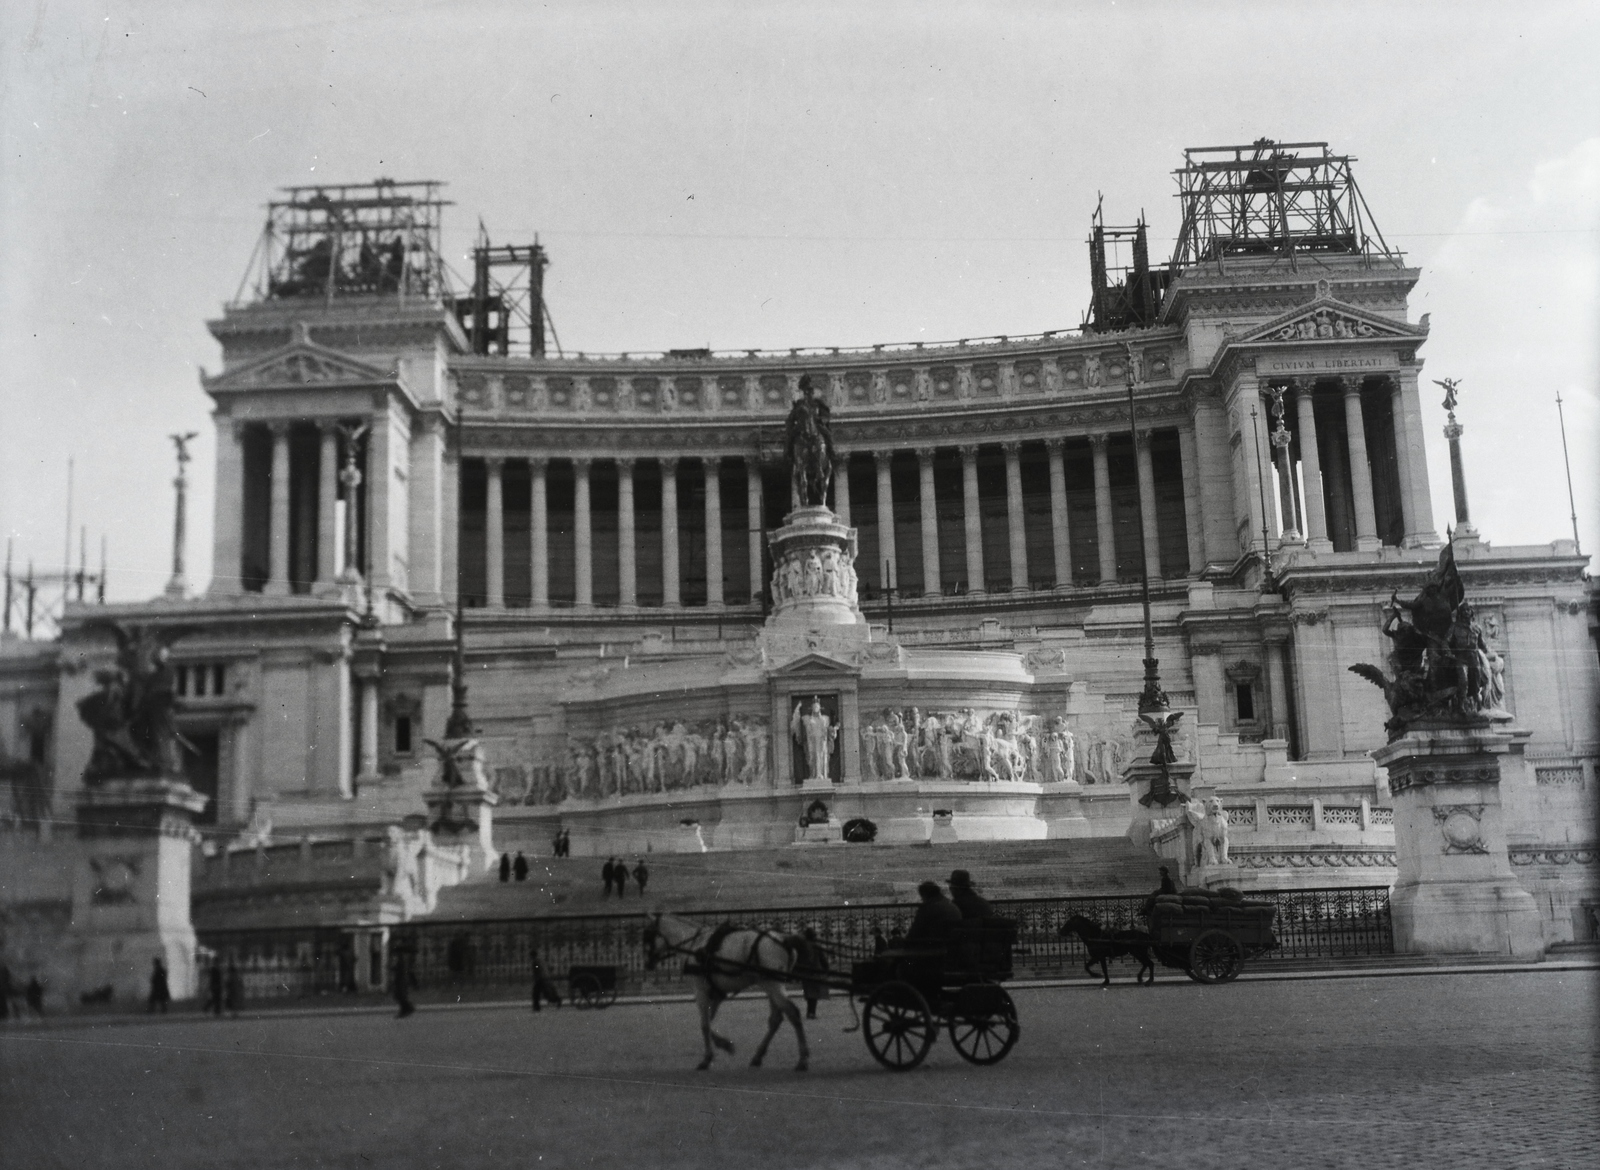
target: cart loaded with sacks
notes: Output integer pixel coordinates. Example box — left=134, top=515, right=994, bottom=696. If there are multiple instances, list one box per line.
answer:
left=1146, top=887, right=1279, bottom=983
left=844, top=919, right=1021, bottom=1071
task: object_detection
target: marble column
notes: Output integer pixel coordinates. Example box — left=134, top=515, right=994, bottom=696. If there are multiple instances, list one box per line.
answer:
left=747, top=461, right=764, bottom=606
left=1293, top=380, right=1331, bottom=550
left=1177, top=422, right=1207, bottom=572
left=960, top=445, right=984, bottom=593
left=208, top=417, right=244, bottom=596
left=1394, top=371, right=1439, bottom=546
left=358, top=676, right=380, bottom=783
left=265, top=422, right=291, bottom=595
left=1387, top=375, right=1416, bottom=541
left=661, top=457, right=681, bottom=608
left=316, top=423, right=339, bottom=589
left=1003, top=441, right=1029, bottom=591
left=916, top=448, right=940, bottom=596
left=617, top=458, right=637, bottom=608
left=874, top=451, right=897, bottom=591
left=485, top=457, right=506, bottom=608
left=1265, top=635, right=1293, bottom=744
left=572, top=457, right=592, bottom=608
left=1090, top=433, right=1117, bottom=585
left=1134, top=430, right=1163, bottom=578
left=704, top=456, right=724, bottom=607
left=1341, top=376, right=1381, bottom=551
left=529, top=457, right=549, bottom=608
left=833, top=456, right=852, bottom=526
left=1046, top=438, right=1072, bottom=589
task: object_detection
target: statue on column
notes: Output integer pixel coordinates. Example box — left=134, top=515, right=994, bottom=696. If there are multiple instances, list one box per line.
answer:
left=783, top=375, right=835, bottom=508
left=790, top=696, right=838, bottom=782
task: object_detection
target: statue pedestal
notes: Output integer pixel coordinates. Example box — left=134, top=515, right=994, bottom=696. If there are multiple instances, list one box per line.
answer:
left=767, top=506, right=862, bottom=627
left=1123, top=761, right=1196, bottom=849
left=930, top=809, right=959, bottom=844
left=73, top=778, right=208, bottom=1003
left=794, top=818, right=842, bottom=845
left=1374, top=723, right=1543, bottom=960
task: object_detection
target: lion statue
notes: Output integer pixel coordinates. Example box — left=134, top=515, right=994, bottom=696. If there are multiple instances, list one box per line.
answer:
left=1184, top=796, right=1231, bottom=867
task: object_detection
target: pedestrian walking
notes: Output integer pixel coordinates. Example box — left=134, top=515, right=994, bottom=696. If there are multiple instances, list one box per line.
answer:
left=601, top=857, right=616, bottom=897
left=24, top=976, right=44, bottom=1018
left=499, top=852, right=512, bottom=882
left=206, top=961, right=224, bottom=1016
left=614, top=859, right=629, bottom=897
left=148, top=957, right=171, bottom=1014
left=513, top=851, right=529, bottom=881
left=551, top=828, right=563, bottom=857
left=798, top=928, right=830, bottom=1019
left=632, top=858, right=649, bottom=897
left=530, top=950, right=562, bottom=1011
left=392, top=944, right=416, bottom=1018
left=560, top=829, right=571, bottom=857
left=224, top=961, right=244, bottom=1017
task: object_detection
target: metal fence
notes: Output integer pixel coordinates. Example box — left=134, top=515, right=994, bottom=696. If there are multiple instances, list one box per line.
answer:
left=195, top=886, right=1392, bottom=1002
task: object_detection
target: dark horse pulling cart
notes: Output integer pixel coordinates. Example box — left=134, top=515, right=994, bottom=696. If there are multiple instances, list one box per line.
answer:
left=1146, top=891, right=1278, bottom=983
left=843, top=919, right=1020, bottom=1070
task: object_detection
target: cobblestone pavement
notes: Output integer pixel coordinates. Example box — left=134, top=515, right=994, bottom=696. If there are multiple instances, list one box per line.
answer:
left=2, top=969, right=1594, bottom=1169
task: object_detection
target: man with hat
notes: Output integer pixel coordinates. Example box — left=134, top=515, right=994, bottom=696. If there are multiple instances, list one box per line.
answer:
left=948, top=870, right=993, bottom=921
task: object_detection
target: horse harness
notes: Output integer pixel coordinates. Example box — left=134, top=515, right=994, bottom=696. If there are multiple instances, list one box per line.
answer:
left=681, top=923, right=795, bottom=1002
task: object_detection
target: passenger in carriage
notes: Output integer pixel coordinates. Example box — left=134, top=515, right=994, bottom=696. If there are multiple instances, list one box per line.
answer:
left=902, top=880, right=963, bottom=946
left=947, top=870, right=994, bottom=920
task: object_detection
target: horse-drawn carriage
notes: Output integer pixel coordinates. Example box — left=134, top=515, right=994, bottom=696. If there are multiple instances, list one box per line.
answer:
left=568, top=964, right=620, bottom=1008
left=846, top=919, right=1020, bottom=1070
left=1146, top=892, right=1278, bottom=983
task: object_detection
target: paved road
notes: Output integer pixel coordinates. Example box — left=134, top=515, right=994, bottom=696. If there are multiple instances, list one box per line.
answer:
left=2, top=969, right=1594, bottom=1169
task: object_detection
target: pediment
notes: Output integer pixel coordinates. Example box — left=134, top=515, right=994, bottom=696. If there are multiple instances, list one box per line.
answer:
left=768, top=652, right=861, bottom=677
left=1234, top=297, right=1425, bottom=347
left=205, top=336, right=392, bottom=391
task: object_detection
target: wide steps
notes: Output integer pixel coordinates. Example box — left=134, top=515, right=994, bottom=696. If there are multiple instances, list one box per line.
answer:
left=426, top=837, right=1162, bottom=921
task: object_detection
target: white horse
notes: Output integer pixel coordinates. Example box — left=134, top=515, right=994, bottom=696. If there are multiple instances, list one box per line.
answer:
left=642, top=912, right=812, bottom=1072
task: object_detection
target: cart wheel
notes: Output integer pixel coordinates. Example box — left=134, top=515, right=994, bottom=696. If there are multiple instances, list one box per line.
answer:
left=862, top=980, right=937, bottom=1071
left=947, top=984, right=1019, bottom=1066
left=1187, top=930, right=1244, bottom=984
left=572, top=974, right=601, bottom=1008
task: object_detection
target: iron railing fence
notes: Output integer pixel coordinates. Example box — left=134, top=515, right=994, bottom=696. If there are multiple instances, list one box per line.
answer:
left=195, top=886, right=1392, bottom=1001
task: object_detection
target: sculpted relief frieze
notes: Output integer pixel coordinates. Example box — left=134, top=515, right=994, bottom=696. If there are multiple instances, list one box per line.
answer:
left=518, top=715, right=773, bottom=805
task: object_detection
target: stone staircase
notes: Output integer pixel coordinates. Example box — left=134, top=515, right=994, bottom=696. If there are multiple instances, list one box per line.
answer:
left=425, top=837, right=1163, bottom=921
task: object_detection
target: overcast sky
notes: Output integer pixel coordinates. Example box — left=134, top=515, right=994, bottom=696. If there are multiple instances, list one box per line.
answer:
left=2, top=1, right=1596, bottom=608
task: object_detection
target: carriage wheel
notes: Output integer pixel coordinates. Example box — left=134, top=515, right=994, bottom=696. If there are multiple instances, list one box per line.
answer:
left=862, top=981, right=937, bottom=1071
left=1187, top=930, right=1244, bottom=984
left=947, top=984, right=1019, bottom=1066
left=572, top=974, right=601, bottom=1008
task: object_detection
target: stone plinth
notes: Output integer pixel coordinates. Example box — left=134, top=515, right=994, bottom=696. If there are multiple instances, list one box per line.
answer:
left=423, top=738, right=499, bottom=872
left=1374, top=723, right=1544, bottom=960
left=73, top=778, right=208, bottom=1003
left=767, top=506, right=861, bottom=627
left=1123, top=760, right=1196, bottom=849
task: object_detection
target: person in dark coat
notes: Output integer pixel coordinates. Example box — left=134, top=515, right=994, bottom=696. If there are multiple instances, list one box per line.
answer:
left=224, top=961, right=244, bottom=1017
left=513, top=852, right=529, bottom=882
left=207, top=961, right=225, bottom=1016
left=499, top=852, right=512, bottom=882
left=948, top=870, right=994, bottom=920
left=530, top=950, right=562, bottom=1011
left=903, top=881, right=963, bottom=945
left=551, top=829, right=564, bottom=857
left=561, top=829, right=571, bottom=857
left=797, top=927, right=830, bottom=1019
left=391, top=944, right=416, bottom=1018
left=601, top=857, right=616, bottom=897
left=632, top=859, right=649, bottom=896
left=25, top=976, right=44, bottom=1018
left=873, top=929, right=888, bottom=956
left=614, top=859, right=629, bottom=897
left=148, top=957, right=171, bottom=1013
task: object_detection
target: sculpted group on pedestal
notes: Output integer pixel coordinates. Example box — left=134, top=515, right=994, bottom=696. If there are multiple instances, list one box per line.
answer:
left=1349, top=542, right=1509, bottom=740
left=527, top=716, right=772, bottom=803
left=771, top=545, right=858, bottom=607
left=783, top=374, right=835, bottom=508
left=856, top=708, right=1094, bottom=785
left=76, top=621, right=194, bottom=783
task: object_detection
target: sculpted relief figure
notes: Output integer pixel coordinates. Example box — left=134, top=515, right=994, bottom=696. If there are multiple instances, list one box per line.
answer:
left=791, top=697, right=838, bottom=782
left=1084, top=354, right=1103, bottom=387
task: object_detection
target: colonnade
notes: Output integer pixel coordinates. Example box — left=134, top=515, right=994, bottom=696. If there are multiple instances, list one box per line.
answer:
left=470, top=430, right=1192, bottom=610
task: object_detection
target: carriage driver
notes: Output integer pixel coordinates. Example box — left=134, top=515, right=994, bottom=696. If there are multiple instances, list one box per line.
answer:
left=947, top=870, right=994, bottom=920
left=901, top=880, right=964, bottom=946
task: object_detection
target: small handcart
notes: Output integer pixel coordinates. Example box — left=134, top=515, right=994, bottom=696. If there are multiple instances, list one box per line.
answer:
left=567, top=964, right=619, bottom=1009
left=1147, top=893, right=1278, bottom=983
left=845, top=921, right=1020, bottom=1071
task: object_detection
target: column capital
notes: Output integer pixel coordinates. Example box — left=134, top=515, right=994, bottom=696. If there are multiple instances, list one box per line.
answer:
left=1339, top=374, right=1365, bottom=396
left=267, top=420, right=291, bottom=438
left=527, top=455, right=548, bottom=473
left=571, top=456, right=592, bottom=473
left=1135, top=428, right=1153, bottom=450
left=1255, top=376, right=1275, bottom=395
left=615, top=455, right=635, bottom=472
left=702, top=453, right=723, bottom=470
left=1001, top=439, right=1022, bottom=457
left=660, top=455, right=679, bottom=473
left=1044, top=436, right=1065, bottom=454
left=1287, top=376, right=1313, bottom=395
left=915, top=446, right=937, bottom=465
left=484, top=455, right=506, bottom=472
left=873, top=449, right=895, bottom=470
left=958, top=443, right=980, bottom=461
left=1088, top=432, right=1109, bottom=451
left=317, top=418, right=342, bottom=436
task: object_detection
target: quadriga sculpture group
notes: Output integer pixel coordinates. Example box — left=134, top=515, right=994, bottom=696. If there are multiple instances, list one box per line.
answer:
left=855, top=708, right=1132, bottom=786
left=530, top=716, right=773, bottom=803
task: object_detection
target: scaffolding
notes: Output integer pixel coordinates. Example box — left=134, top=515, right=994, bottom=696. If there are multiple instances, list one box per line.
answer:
left=3, top=536, right=105, bottom=642
left=1085, top=201, right=1169, bottom=333
left=1169, top=140, right=1400, bottom=272
left=453, top=224, right=555, bottom=357
left=232, top=179, right=453, bottom=306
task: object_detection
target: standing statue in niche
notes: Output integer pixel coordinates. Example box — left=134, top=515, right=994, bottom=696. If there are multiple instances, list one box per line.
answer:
left=783, top=374, right=835, bottom=508
left=791, top=697, right=838, bottom=782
